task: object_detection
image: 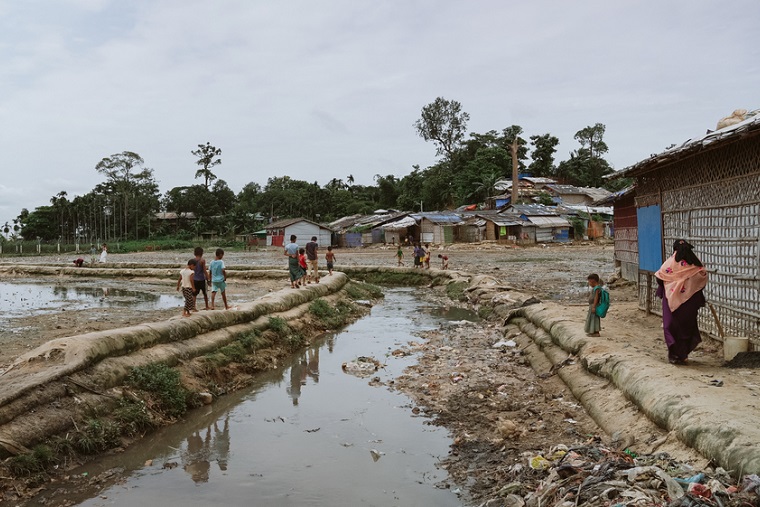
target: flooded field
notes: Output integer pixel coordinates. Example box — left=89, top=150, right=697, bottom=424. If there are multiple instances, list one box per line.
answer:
left=0, top=280, right=183, bottom=319
left=32, top=289, right=471, bottom=507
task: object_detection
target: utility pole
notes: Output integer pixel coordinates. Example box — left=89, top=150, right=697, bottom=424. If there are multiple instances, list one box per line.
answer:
left=510, top=137, right=519, bottom=206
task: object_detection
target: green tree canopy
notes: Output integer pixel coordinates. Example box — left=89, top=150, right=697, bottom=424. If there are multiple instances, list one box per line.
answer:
left=192, top=142, right=222, bottom=189
left=414, top=97, right=470, bottom=158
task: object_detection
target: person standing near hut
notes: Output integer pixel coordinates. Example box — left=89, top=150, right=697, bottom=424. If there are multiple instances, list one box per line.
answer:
left=284, top=234, right=300, bottom=289
left=305, top=236, right=319, bottom=284
left=655, top=239, right=708, bottom=365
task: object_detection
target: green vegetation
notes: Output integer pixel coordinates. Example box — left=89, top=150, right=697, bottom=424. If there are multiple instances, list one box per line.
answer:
left=113, top=398, right=155, bottom=436
left=7, top=444, right=56, bottom=476
left=355, top=272, right=428, bottom=286
left=126, top=363, right=189, bottom=418
left=74, top=419, right=121, bottom=455
left=344, top=281, right=384, bottom=299
left=309, top=298, right=358, bottom=329
left=477, top=306, right=494, bottom=320
left=446, top=281, right=468, bottom=302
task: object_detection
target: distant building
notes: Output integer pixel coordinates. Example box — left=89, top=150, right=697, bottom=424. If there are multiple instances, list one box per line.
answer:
left=264, top=218, right=332, bottom=247
left=544, top=185, right=612, bottom=206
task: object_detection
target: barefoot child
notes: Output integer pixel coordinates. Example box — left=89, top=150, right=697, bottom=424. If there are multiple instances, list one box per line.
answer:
left=177, top=258, right=197, bottom=317
left=325, top=246, right=336, bottom=275
left=437, top=253, right=449, bottom=269
left=209, top=248, right=230, bottom=310
left=192, top=247, right=210, bottom=311
left=297, top=248, right=308, bottom=287
left=585, top=273, right=602, bottom=336
left=424, top=244, right=431, bottom=269
left=396, top=245, right=404, bottom=266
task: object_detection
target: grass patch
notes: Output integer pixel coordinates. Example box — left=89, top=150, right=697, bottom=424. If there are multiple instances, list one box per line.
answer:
left=113, top=398, right=155, bottom=436
left=477, top=306, right=494, bottom=320
left=345, top=281, right=384, bottom=300
left=7, top=445, right=56, bottom=476
left=357, top=272, right=427, bottom=286
left=268, top=317, right=289, bottom=336
left=446, top=281, right=468, bottom=302
left=309, top=298, right=357, bottom=329
left=309, top=299, right=337, bottom=319
left=126, top=363, right=189, bottom=418
left=74, top=419, right=121, bottom=455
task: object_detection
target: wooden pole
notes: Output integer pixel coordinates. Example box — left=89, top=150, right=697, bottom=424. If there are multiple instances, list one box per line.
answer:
left=510, top=138, right=519, bottom=205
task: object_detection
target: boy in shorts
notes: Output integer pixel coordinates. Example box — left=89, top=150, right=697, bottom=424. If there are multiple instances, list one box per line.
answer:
left=325, top=246, right=336, bottom=275
left=209, top=248, right=230, bottom=310
left=192, top=247, right=210, bottom=311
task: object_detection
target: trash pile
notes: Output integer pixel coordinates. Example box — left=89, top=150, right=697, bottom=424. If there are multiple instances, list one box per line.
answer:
left=478, top=439, right=760, bottom=507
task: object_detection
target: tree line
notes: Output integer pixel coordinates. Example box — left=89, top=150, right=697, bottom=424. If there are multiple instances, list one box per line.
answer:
left=5, top=97, right=627, bottom=242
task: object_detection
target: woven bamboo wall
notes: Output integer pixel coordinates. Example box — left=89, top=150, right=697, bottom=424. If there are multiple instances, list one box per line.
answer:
left=635, top=135, right=760, bottom=344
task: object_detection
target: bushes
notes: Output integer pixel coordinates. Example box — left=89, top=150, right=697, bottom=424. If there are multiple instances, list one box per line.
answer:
left=126, top=363, right=189, bottom=418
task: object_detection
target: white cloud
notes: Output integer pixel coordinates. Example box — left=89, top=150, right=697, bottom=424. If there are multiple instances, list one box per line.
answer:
left=1, top=0, right=759, bottom=224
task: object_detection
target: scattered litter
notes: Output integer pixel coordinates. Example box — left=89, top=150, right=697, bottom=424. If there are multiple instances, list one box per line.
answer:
left=304, top=427, right=320, bottom=433
left=370, top=449, right=385, bottom=462
left=342, top=356, right=383, bottom=377
left=492, top=339, right=517, bottom=348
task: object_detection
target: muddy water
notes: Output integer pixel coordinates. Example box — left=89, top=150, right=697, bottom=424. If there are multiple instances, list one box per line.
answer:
left=39, top=289, right=467, bottom=507
left=0, top=280, right=182, bottom=318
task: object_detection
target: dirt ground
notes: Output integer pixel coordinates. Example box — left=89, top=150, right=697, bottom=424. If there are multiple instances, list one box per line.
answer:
left=1, top=242, right=750, bottom=505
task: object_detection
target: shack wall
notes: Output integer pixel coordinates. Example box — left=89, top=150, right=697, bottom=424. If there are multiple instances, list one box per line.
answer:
left=634, top=136, right=760, bottom=345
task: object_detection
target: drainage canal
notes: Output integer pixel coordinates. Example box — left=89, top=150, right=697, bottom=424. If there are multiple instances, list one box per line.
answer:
left=37, top=288, right=475, bottom=507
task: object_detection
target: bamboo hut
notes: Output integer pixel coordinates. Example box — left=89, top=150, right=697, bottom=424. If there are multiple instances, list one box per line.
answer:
left=615, top=113, right=760, bottom=345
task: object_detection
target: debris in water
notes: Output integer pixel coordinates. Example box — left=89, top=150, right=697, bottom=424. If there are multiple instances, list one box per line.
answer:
left=370, top=449, right=385, bottom=462
left=342, top=356, right=383, bottom=377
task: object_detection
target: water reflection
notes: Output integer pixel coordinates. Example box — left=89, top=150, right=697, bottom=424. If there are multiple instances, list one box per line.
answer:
left=56, top=288, right=470, bottom=507
left=0, top=282, right=182, bottom=318
left=181, top=417, right=231, bottom=483
left=287, top=348, right=320, bottom=405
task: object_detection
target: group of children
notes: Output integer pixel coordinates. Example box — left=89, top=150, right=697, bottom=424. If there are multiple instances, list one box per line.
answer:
left=177, top=247, right=230, bottom=317
left=284, top=235, right=336, bottom=289
left=395, top=243, right=449, bottom=269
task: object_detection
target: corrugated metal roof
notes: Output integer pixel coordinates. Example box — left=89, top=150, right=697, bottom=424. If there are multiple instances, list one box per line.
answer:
left=413, top=213, right=463, bottom=225
left=615, top=112, right=760, bottom=178
left=526, top=216, right=571, bottom=228
left=508, top=204, right=558, bottom=216
left=265, top=217, right=332, bottom=230
left=380, top=216, right=417, bottom=229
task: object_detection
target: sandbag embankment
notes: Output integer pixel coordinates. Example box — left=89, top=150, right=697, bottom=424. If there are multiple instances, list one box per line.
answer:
left=0, top=272, right=349, bottom=411
left=507, top=303, right=760, bottom=475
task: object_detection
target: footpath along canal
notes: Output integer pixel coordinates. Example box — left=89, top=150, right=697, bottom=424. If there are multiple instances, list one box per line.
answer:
left=30, top=288, right=476, bottom=507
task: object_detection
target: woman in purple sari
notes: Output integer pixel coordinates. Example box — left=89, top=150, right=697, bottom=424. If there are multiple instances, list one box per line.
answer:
left=655, top=240, right=708, bottom=364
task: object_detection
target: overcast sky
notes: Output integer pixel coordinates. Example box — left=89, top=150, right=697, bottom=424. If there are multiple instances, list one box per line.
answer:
left=1, top=0, right=758, bottom=227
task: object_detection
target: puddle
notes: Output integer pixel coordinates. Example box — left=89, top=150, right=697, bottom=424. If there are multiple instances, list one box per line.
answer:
left=0, top=281, right=182, bottom=318
left=33, top=289, right=472, bottom=507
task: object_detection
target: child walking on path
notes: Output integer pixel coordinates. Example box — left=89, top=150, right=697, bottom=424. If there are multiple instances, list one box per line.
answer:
left=192, top=247, right=210, bottom=311
left=298, top=248, right=308, bottom=287
left=177, top=258, right=197, bottom=318
left=584, top=273, right=602, bottom=336
left=424, top=244, right=431, bottom=269
left=325, top=246, right=336, bottom=275
left=209, top=248, right=230, bottom=310
left=396, top=245, right=404, bottom=266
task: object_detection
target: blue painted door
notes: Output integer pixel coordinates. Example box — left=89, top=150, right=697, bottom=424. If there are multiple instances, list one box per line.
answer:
left=636, top=205, right=663, bottom=271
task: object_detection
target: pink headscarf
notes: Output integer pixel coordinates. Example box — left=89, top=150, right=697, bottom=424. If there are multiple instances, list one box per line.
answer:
left=655, top=253, right=707, bottom=311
